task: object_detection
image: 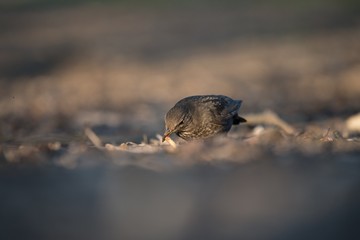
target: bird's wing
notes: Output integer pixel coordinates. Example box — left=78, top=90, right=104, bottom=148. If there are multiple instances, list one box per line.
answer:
left=198, top=96, right=242, bottom=123
left=209, top=97, right=241, bottom=118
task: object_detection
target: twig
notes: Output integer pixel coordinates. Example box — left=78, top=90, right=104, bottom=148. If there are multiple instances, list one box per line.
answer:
left=243, top=110, right=297, bottom=135
left=84, top=127, right=103, bottom=148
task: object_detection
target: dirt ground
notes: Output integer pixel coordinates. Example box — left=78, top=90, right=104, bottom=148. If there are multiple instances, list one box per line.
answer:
left=1, top=2, right=360, bottom=240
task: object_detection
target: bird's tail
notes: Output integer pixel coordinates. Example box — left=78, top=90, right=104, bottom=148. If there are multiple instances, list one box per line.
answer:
left=233, top=115, right=247, bottom=125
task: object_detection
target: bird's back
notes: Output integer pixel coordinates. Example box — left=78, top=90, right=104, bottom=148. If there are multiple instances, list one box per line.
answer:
left=177, top=95, right=241, bottom=119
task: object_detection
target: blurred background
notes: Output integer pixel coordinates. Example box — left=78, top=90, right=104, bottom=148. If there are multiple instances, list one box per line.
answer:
left=1, top=0, right=360, bottom=239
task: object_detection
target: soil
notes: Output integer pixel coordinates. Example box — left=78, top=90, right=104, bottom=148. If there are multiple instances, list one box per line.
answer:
left=1, top=2, right=360, bottom=240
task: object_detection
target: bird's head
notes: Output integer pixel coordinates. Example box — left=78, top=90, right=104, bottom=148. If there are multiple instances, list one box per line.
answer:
left=162, top=106, right=189, bottom=142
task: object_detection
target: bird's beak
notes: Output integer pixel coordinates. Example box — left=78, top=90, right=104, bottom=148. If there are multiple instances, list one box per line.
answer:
left=162, top=129, right=172, bottom=142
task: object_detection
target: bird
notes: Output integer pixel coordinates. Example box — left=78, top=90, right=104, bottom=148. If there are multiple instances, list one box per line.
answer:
left=162, top=95, right=246, bottom=141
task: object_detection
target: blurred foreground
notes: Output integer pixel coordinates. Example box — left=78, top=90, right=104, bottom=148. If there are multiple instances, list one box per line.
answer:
left=1, top=1, right=360, bottom=240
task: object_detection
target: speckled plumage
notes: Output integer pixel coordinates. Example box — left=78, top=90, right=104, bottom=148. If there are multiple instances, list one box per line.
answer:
left=163, top=95, right=246, bottom=141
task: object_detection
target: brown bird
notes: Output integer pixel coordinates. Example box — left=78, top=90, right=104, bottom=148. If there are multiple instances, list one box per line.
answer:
left=163, top=95, right=246, bottom=141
